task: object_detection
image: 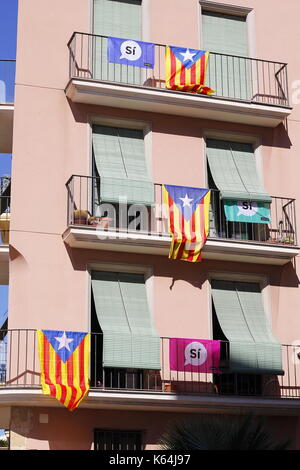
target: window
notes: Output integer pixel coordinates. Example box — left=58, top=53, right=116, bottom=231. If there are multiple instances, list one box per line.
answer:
left=94, top=429, right=143, bottom=450
left=91, top=270, right=160, bottom=388
left=92, top=124, right=153, bottom=231
left=92, top=124, right=153, bottom=205
left=202, top=10, right=249, bottom=99
left=93, top=0, right=142, bottom=83
left=206, top=138, right=271, bottom=241
left=211, top=279, right=283, bottom=376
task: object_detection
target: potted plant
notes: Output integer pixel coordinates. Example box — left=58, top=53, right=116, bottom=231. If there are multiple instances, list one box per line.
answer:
left=73, top=210, right=89, bottom=225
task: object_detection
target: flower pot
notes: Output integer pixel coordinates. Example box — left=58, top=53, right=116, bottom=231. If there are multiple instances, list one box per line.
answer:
left=0, top=213, right=10, bottom=244
left=89, top=217, right=112, bottom=229
left=164, top=382, right=176, bottom=392
left=73, top=210, right=89, bottom=225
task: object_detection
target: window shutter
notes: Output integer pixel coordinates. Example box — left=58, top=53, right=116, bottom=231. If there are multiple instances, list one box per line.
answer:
left=119, top=273, right=161, bottom=369
left=93, top=0, right=142, bottom=83
left=92, top=125, right=154, bottom=205
left=92, top=271, right=160, bottom=370
left=202, top=11, right=250, bottom=100
left=92, top=271, right=133, bottom=368
left=211, top=280, right=283, bottom=375
left=206, top=139, right=271, bottom=202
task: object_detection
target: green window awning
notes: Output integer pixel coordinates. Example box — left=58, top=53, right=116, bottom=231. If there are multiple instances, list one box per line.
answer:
left=92, top=125, right=154, bottom=205
left=93, top=0, right=142, bottom=84
left=202, top=11, right=250, bottom=100
left=91, top=271, right=160, bottom=370
left=211, top=280, right=283, bottom=375
left=206, top=139, right=272, bottom=203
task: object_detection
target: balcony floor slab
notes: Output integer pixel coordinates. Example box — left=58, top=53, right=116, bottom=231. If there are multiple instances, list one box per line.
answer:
left=1, top=387, right=300, bottom=415
left=66, top=79, right=291, bottom=128
left=63, top=226, right=300, bottom=265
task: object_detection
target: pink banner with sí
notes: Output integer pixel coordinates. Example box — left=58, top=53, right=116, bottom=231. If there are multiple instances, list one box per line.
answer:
left=169, top=338, right=221, bottom=373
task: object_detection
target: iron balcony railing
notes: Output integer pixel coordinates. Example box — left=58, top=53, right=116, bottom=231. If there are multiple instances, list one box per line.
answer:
left=0, top=60, right=15, bottom=104
left=0, top=177, right=11, bottom=245
left=1, top=329, right=300, bottom=399
left=66, top=175, right=297, bottom=247
left=68, top=32, right=290, bottom=107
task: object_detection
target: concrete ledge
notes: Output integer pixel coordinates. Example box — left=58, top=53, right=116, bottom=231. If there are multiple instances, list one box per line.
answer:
left=63, top=226, right=300, bottom=265
left=1, top=387, right=300, bottom=415
left=65, top=79, right=291, bottom=128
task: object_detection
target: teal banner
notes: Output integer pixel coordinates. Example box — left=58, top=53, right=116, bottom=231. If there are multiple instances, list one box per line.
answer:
left=224, top=200, right=271, bottom=224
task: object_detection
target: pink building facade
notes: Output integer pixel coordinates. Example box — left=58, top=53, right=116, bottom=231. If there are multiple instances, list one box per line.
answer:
left=0, top=0, right=299, bottom=449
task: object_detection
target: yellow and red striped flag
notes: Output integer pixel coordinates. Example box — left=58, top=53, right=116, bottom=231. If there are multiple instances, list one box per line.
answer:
left=165, top=45, right=215, bottom=95
left=163, top=184, right=211, bottom=262
left=37, top=330, right=90, bottom=410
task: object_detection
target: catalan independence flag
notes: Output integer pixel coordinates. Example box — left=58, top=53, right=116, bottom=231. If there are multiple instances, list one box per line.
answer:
left=163, top=185, right=211, bottom=262
left=37, top=330, right=90, bottom=410
left=165, top=45, right=215, bottom=95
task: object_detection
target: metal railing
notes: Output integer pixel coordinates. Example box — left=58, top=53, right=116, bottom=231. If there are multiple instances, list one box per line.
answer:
left=1, top=329, right=300, bottom=399
left=0, top=61, right=15, bottom=104
left=68, top=32, right=290, bottom=107
left=0, top=177, right=10, bottom=245
left=66, top=175, right=297, bottom=247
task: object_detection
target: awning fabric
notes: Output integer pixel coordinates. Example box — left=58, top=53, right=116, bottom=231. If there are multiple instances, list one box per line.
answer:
left=92, top=271, right=160, bottom=370
left=207, top=139, right=272, bottom=203
left=92, top=125, right=154, bottom=205
left=211, top=280, right=283, bottom=375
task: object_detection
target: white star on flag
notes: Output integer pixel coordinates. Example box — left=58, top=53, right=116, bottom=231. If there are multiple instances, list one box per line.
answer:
left=180, top=49, right=196, bottom=63
left=55, top=331, right=74, bottom=351
left=179, top=194, right=194, bottom=207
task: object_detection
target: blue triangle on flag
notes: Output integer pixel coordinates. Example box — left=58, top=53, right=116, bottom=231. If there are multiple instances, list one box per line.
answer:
left=169, top=46, right=206, bottom=69
left=42, top=330, right=87, bottom=363
left=165, top=185, right=209, bottom=221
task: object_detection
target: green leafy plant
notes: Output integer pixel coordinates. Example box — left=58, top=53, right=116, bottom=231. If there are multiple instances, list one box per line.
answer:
left=0, top=438, right=8, bottom=448
left=159, top=414, right=290, bottom=450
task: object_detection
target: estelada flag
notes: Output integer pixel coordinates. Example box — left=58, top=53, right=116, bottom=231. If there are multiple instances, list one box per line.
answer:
left=163, top=184, right=211, bottom=262
left=165, top=45, right=215, bottom=95
left=37, top=330, right=90, bottom=410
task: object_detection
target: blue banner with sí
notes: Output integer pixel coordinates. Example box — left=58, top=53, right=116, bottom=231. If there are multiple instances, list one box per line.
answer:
left=108, top=36, right=155, bottom=68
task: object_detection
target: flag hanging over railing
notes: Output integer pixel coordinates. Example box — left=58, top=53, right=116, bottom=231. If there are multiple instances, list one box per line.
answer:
left=169, top=337, right=221, bottom=373
left=165, top=45, right=215, bottom=95
left=37, top=330, right=90, bottom=410
left=163, top=184, right=211, bottom=262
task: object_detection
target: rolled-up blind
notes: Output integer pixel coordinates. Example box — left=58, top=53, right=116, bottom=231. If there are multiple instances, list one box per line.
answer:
left=92, top=125, right=154, bottom=205
left=92, top=271, right=160, bottom=369
left=202, top=11, right=250, bottom=100
left=211, top=280, right=283, bottom=375
left=206, top=139, right=272, bottom=202
left=93, top=0, right=142, bottom=84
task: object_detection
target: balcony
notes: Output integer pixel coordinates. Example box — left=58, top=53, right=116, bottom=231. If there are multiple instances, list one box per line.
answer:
left=0, top=60, right=15, bottom=153
left=0, top=329, right=299, bottom=416
left=62, top=175, right=300, bottom=265
left=65, top=32, right=291, bottom=127
left=0, top=178, right=10, bottom=284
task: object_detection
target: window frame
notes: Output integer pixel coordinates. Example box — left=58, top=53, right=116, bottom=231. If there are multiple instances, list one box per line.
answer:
left=198, top=1, right=256, bottom=58
left=87, top=262, right=154, bottom=336
left=89, top=115, right=153, bottom=186
left=207, top=271, right=272, bottom=341
left=94, top=428, right=144, bottom=451
left=202, top=130, right=264, bottom=196
left=91, top=0, right=144, bottom=38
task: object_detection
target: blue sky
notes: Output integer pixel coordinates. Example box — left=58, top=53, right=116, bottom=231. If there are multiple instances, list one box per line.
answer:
left=0, top=0, right=18, bottom=177
left=0, top=0, right=18, bottom=437
left=0, top=0, right=18, bottom=330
